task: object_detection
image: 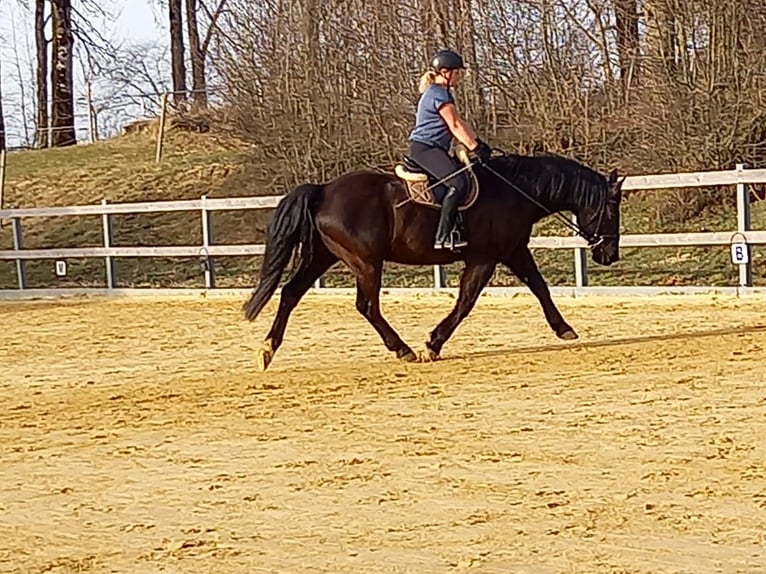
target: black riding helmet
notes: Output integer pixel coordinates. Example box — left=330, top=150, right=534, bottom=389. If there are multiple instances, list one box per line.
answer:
left=431, top=49, right=465, bottom=71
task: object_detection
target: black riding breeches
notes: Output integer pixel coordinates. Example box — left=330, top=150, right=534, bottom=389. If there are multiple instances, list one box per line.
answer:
left=408, top=141, right=470, bottom=203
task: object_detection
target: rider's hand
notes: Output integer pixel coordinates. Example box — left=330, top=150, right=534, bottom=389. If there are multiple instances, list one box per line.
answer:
left=471, top=139, right=492, bottom=164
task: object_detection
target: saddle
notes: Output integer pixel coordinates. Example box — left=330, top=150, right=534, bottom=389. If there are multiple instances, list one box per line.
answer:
left=394, top=143, right=480, bottom=211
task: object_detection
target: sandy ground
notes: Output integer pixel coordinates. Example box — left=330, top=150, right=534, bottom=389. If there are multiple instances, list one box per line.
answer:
left=1, top=292, right=765, bottom=573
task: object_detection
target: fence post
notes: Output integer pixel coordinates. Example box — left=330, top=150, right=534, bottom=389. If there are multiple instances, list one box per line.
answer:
left=573, top=213, right=588, bottom=288
left=101, top=199, right=116, bottom=289
left=433, top=265, right=445, bottom=289
left=736, top=163, right=752, bottom=287
left=11, top=217, right=26, bottom=289
left=155, top=92, right=169, bottom=163
left=200, top=195, right=216, bottom=289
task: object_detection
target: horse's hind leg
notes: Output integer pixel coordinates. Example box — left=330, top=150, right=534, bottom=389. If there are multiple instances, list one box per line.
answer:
left=504, top=246, right=577, bottom=340
left=425, top=260, right=496, bottom=360
left=257, top=245, right=337, bottom=371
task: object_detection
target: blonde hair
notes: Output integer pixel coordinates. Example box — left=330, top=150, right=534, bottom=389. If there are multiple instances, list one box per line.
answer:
left=418, top=70, right=437, bottom=94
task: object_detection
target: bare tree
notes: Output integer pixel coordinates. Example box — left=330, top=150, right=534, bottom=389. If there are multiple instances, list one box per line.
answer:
left=75, top=42, right=99, bottom=141
left=97, top=41, right=173, bottom=119
left=191, top=0, right=766, bottom=221
left=642, top=0, right=677, bottom=83
left=185, top=0, right=205, bottom=108
left=35, top=0, right=49, bottom=148
left=168, top=0, right=188, bottom=107
left=49, top=0, right=76, bottom=146
left=7, top=9, right=35, bottom=148
left=614, top=0, right=640, bottom=92
left=0, top=59, right=6, bottom=152
left=184, top=0, right=228, bottom=109
left=108, top=42, right=172, bottom=101
left=65, top=37, right=174, bottom=140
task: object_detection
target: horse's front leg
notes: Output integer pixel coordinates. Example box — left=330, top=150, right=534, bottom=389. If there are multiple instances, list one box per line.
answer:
left=504, top=246, right=578, bottom=340
left=425, top=260, right=496, bottom=360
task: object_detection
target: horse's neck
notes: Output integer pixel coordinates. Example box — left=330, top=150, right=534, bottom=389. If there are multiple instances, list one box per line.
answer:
left=495, top=156, right=599, bottom=218
left=512, top=173, right=580, bottom=219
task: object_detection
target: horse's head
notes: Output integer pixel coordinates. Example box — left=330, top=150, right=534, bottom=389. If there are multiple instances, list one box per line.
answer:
left=578, top=168, right=624, bottom=266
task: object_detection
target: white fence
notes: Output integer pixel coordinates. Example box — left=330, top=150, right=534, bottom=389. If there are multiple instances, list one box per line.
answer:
left=1, top=164, right=766, bottom=299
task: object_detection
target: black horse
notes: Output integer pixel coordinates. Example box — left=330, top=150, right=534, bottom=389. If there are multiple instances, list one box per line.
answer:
left=242, top=148, right=625, bottom=371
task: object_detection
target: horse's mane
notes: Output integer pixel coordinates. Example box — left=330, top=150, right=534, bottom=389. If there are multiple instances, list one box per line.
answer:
left=490, top=152, right=607, bottom=211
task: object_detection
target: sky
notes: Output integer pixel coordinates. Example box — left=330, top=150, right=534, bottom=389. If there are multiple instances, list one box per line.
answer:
left=1, top=0, right=168, bottom=147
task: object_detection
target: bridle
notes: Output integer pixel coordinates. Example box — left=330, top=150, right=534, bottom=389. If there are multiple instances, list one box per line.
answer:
left=578, top=189, right=610, bottom=248
left=481, top=149, right=617, bottom=247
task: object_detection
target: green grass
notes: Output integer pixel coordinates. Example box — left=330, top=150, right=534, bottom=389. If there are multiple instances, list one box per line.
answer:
left=1, top=128, right=765, bottom=290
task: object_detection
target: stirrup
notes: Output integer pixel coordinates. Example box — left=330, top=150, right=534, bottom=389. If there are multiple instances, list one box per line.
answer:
left=434, top=230, right=467, bottom=251
left=449, top=229, right=468, bottom=249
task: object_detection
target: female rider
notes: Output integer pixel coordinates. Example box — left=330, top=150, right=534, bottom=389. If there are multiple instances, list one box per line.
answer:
left=408, top=49, right=492, bottom=250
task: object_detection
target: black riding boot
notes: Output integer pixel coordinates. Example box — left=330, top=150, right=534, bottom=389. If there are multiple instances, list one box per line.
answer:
left=434, top=186, right=468, bottom=250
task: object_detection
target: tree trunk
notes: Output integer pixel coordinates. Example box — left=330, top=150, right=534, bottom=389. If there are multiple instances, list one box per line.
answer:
left=169, top=0, right=188, bottom=107
left=0, top=59, right=6, bottom=151
left=614, top=0, right=640, bottom=90
left=303, top=0, right=319, bottom=86
left=35, top=0, right=49, bottom=148
left=86, top=76, right=98, bottom=142
left=185, top=0, right=207, bottom=109
left=643, top=0, right=677, bottom=83
left=420, top=0, right=449, bottom=54
left=456, top=0, right=481, bottom=120
left=50, top=0, right=76, bottom=147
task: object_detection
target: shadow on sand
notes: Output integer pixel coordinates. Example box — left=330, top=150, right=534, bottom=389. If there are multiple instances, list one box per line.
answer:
left=450, top=324, right=766, bottom=362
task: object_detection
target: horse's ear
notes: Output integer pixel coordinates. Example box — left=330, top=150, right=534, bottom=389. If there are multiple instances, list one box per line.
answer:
left=607, top=168, right=618, bottom=185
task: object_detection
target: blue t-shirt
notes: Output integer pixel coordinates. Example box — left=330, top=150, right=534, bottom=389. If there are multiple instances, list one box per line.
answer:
left=408, top=84, right=454, bottom=151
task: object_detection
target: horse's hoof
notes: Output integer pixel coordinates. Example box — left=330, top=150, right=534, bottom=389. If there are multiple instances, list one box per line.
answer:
left=421, top=344, right=440, bottom=362
left=398, top=349, right=419, bottom=363
left=557, top=328, right=579, bottom=341
left=257, top=340, right=275, bottom=371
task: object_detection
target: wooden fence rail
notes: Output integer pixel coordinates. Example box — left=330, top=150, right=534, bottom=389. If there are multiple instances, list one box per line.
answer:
left=1, top=164, right=766, bottom=295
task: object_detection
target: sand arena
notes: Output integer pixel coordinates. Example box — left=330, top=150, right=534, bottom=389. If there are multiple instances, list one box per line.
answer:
left=1, top=292, right=765, bottom=573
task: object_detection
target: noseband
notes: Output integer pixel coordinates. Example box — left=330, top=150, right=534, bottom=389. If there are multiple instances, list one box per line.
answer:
left=582, top=186, right=622, bottom=248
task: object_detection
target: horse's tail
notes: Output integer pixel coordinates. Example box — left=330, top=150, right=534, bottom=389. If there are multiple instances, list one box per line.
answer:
left=242, top=182, right=324, bottom=322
